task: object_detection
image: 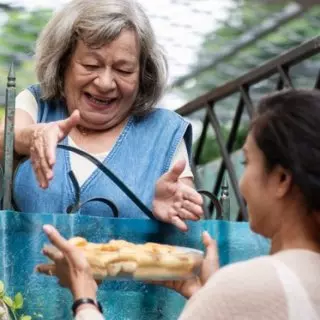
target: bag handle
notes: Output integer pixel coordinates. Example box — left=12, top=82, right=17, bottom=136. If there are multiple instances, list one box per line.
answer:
left=66, top=170, right=119, bottom=217
left=57, top=144, right=155, bottom=219
left=197, top=190, right=223, bottom=219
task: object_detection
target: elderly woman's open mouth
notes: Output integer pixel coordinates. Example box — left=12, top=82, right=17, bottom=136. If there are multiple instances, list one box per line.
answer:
left=84, top=92, right=118, bottom=108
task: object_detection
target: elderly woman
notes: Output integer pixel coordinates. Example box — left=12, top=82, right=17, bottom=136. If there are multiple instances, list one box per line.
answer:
left=38, top=89, right=320, bottom=319
left=0, top=0, right=203, bottom=230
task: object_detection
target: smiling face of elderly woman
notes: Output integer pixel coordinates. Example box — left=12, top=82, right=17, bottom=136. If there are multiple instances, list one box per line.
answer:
left=35, top=0, right=168, bottom=130
left=64, top=29, right=140, bottom=130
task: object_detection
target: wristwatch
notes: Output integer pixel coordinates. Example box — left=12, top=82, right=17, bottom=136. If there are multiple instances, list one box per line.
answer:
left=72, top=297, right=103, bottom=316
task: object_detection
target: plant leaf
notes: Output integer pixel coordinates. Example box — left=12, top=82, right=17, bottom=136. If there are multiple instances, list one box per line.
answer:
left=13, top=293, right=24, bottom=309
left=3, top=295, right=13, bottom=308
left=20, top=316, right=32, bottom=320
left=0, top=281, right=5, bottom=296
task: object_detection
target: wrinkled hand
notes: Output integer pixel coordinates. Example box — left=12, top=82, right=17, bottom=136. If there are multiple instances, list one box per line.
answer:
left=36, top=225, right=97, bottom=301
left=150, top=232, right=219, bottom=299
left=30, top=110, right=80, bottom=188
left=153, top=160, right=204, bottom=231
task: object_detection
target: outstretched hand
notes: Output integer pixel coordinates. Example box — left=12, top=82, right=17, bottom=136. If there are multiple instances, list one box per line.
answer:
left=150, top=232, right=219, bottom=299
left=153, top=160, right=204, bottom=231
left=30, top=110, right=81, bottom=188
left=36, top=225, right=97, bottom=301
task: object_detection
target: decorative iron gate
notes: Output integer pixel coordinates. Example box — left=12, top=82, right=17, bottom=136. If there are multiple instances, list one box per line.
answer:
left=176, top=36, right=320, bottom=221
left=1, top=37, right=320, bottom=221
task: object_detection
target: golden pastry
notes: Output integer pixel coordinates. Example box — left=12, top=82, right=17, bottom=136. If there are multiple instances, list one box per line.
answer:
left=46, top=237, right=203, bottom=280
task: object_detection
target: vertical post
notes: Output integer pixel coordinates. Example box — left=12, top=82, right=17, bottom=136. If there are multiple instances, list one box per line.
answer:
left=220, top=175, right=230, bottom=221
left=207, top=104, right=248, bottom=219
left=2, top=62, right=16, bottom=210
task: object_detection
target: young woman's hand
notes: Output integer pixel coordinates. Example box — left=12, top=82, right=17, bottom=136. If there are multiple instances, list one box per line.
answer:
left=36, top=224, right=97, bottom=301
left=150, top=232, right=219, bottom=299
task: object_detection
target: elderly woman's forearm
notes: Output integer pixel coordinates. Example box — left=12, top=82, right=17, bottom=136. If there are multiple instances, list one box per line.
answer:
left=0, top=126, right=33, bottom=159
left=0, top=109, right=35, bottom=159
left=15, top=126, right=34, bottom=155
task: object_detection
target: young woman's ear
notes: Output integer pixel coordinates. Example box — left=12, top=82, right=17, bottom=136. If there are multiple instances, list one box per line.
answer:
left=274, top=166, right=292, bottom=198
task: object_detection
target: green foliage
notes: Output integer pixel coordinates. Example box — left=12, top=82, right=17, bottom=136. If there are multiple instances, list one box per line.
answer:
left=13, top=294, right=23, bottom=310
left=179, top=3, right=320, bottom=101
left=194, top=125, right=248, bottom=165
left=184, top=3, right=319, bottom=164
left=0, top=8, right=52, bottom=94
left=0, top=281, right=4, bottom=295
left=0, top=9, right=52, bottom=64
left=0, top=280, right=35, bottom=320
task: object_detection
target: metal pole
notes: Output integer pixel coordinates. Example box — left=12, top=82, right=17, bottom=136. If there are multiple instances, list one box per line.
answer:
left=2, top=62, right=16, bottom=210
left=220, top=175, right=230, bottom=221
left=206, top=104, right=248, bottom=219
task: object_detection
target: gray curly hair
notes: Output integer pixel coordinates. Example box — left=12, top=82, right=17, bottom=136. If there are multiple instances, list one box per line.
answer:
left=35, top=0, right=168, bottom=115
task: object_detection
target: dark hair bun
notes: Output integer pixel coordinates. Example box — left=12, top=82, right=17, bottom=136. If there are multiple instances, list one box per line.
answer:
left=252, top=89, right=320, bottom=211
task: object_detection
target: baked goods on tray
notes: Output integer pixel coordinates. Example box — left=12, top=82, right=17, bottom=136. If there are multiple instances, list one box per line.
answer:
left=49, top=237, right=203, bottom=280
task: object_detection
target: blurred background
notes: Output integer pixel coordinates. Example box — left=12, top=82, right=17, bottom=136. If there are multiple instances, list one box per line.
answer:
left=0, top=0, right=319, bottom=218
left=0, top=1, right=318, bottom=108
left=0, top=1, right=319, bottom=123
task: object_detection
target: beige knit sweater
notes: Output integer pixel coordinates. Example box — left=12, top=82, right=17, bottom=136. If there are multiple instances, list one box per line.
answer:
left=75, top=249, right=320, bottom=320
left=179, top=249, right=320, bottom=320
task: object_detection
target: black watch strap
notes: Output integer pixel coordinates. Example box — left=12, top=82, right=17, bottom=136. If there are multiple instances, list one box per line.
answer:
left=72, top=298, right=103, bottom=316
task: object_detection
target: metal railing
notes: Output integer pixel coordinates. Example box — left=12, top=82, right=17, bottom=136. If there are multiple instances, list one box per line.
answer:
left=1, top=62, right=15, bottom=210
left=1, top=37, right=320, bottom=221
left=177, top=35, right=320, bottom=221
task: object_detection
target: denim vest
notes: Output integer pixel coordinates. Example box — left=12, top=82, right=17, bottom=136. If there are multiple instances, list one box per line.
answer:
left=13, top=84, right=192, bottom=218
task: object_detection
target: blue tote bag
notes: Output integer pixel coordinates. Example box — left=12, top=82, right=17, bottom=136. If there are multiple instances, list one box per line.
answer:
left=0, top=210, right=269, bottom=320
